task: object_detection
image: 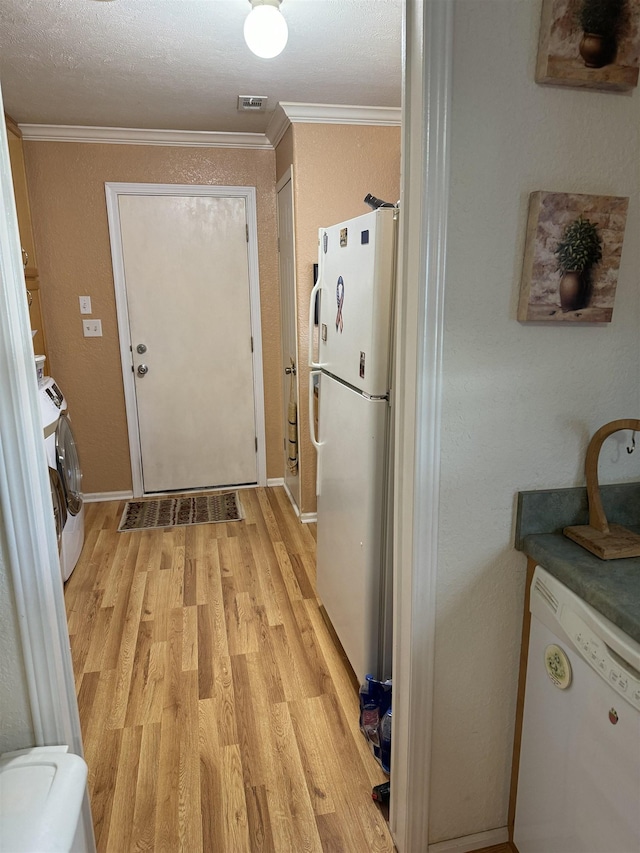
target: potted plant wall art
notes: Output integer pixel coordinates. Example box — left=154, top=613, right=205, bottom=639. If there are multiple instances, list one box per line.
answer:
left=518, top=191, right=629, bottom=323
left=536, top=0, right=640, bottom=91
left=555, top=216, right=602, bottom=311
left=579, top=0, right=626, bottom=67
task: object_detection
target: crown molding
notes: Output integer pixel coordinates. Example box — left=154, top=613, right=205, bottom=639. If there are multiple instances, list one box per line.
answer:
left=18, top=124, right=273, bottom=149
left=266, top=102, right=402, bottom=147
left=280, top=102, right=401, bottom=126
left=265, top=104, right=292, bottom=148
left=20, top=104, right=402, bottom=150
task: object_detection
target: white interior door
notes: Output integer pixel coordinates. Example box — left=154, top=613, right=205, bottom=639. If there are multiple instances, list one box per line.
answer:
left=109, top=188, right=264, bottom=495
left=277, top=169, right=301, bottom=511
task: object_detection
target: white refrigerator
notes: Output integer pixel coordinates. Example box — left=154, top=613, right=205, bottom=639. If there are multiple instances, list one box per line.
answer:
left=308, top=207, right=397, bottom=685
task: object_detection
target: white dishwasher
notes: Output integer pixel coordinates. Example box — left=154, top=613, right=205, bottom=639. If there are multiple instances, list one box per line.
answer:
left=514, top=565, right=640, bottom=853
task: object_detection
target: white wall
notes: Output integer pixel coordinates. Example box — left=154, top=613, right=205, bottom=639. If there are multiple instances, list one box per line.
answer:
left=0, top=534, right=35, bottom=754
left=429, top=0, right=640, bottom=842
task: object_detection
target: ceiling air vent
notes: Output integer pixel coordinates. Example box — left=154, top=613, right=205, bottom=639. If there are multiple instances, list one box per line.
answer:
left=237, top=95, right=268, bottom=112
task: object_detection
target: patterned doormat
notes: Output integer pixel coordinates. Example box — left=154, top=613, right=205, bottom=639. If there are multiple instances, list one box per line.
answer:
left=118, top=492, right=243, bottom=532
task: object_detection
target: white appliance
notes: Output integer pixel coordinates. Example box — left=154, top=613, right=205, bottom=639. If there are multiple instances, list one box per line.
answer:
left=39, top=377, right=85, bottom=582
left=0, top=746, right=88, bottom=853
left=514, top=565, right=640, bottom=852
left=308, top=207, right=397, bottom=684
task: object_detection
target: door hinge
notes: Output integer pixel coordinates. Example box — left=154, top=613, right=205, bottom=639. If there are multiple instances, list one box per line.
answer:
left=246, top=224, right=249, bottom=243
left=277, top=237, right=280, bottom=253
left=250, top=336, right=254, bottom=353
left=255, top=437, right=258, bottom=452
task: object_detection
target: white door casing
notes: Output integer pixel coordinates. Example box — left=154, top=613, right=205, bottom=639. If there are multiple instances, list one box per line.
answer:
left=106, top=183, right=267, bottom=496
left=276, top=168, right=301, bottom=512
left=0, top=87, right=95, bottom=849
left=390, top=2, right=452, bottom=851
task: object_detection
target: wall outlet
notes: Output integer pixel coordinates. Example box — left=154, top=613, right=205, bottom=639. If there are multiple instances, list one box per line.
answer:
left=79, top=296, right=92, bottom=314
left=82, top=319, right=102, bottom=337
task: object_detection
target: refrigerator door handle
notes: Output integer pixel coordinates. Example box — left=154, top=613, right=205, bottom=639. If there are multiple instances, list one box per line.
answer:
left=308, top=279, right=327, bottom=369
left=309, top=369, right=324, bottom=450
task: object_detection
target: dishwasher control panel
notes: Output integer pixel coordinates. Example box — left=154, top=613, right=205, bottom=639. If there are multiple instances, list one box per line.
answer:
left=561, top=607, right=640, bottom=712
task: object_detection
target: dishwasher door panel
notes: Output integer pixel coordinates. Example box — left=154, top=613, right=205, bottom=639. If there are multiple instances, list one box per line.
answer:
left=514, top=616, right=640, bottom=853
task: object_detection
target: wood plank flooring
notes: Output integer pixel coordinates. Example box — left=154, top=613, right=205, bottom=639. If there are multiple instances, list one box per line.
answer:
left=65, top=487, right=393, bottom=852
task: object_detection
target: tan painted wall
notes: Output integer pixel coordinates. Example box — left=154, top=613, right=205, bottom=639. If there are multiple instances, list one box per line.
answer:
left=285, top=123, right=401, bottom=514
left=275, top=125, right=294, bottom=184
left=23, top=142, right=282, bottom=493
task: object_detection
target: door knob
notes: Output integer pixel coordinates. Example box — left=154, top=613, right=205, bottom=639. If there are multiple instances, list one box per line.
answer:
left=137, top=364, right=149, bottom=376
left=136, top=343, right=147, bottom=354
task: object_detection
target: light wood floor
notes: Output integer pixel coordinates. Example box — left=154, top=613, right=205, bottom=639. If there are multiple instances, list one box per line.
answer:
left=65, top=487, right=393, bottom=852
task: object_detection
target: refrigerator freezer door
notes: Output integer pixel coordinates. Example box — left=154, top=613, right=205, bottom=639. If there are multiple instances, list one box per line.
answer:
left=317, top=208, right=396, bottom=397
left=316, top=374, right=391, bottom=684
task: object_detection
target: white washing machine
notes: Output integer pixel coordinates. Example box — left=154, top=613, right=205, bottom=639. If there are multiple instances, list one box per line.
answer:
left=39, top=377, right=85, bottom=582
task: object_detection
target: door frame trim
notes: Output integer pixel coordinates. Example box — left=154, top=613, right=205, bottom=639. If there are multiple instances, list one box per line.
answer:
left=390, top=1, right=453, bottom=850
left=0, top=99, right=95, bottom=848
left=105, top=182, right=267, bottom=496
left=275, top=166, right=301, bottom=512
left=275, top=168, right=293, bottom=194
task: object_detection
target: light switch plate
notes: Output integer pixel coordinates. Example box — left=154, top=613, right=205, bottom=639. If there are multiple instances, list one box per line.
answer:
left=83, top=319, right=102, bottom=337
left=79, top=296, right=92, bottom=314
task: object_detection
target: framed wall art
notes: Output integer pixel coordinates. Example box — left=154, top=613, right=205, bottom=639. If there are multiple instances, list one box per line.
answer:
left=518, top=191, right=629, bottom=323
left=536, top=0, right=640, bottom=91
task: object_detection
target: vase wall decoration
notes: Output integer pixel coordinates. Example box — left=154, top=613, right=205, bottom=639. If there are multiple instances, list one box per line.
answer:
left=536, top=0, right=640, bottom=91
left=517, top=191, right=629, bottom=323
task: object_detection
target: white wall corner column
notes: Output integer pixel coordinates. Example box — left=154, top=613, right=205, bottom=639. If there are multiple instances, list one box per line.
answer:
left=0, top=87, right=96, bottom=850
left=390, top=1, right=453, bottom=851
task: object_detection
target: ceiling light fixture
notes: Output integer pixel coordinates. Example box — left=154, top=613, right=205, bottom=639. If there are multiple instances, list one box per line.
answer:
left=244, top=0, right=288, bottom=59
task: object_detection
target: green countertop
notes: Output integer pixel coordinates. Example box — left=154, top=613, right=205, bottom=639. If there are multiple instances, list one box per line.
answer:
left=521, top=531, right=640, bottom=645
left=516, top=484, right=640, bottom=645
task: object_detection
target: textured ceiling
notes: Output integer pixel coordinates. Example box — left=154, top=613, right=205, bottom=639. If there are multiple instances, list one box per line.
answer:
left=0, top=0, right=402, bottom=133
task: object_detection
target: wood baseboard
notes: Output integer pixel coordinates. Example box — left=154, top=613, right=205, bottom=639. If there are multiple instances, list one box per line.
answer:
left=428, top=828, right=510, bottom=852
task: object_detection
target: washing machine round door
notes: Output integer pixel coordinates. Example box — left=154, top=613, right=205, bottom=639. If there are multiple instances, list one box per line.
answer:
left=48, top=467, right=67, bottom=555
left=56, top=412, right=83, bottom=516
